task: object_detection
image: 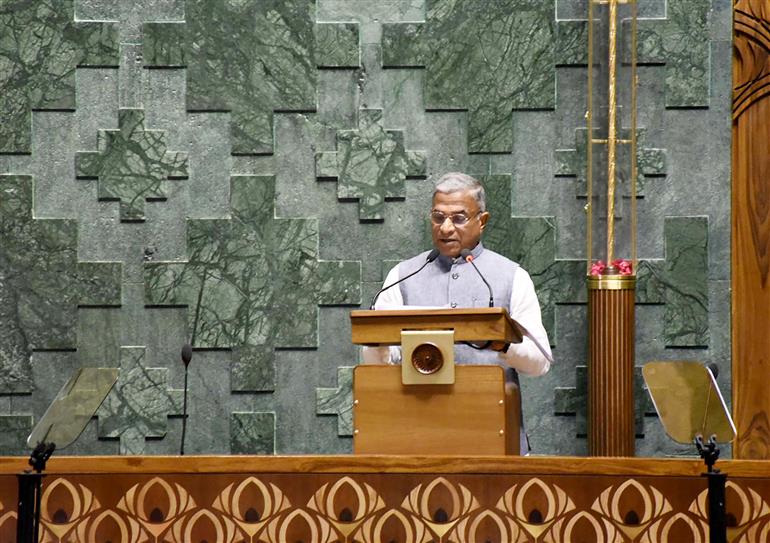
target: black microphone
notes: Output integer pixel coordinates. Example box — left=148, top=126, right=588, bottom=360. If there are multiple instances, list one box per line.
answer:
left=369, top=249, right=440, bottom=309
left=460, top=249, right=493, bottom=307
left=180, top=344, right=192, bottom=456
left=181, top=344, right=192, bottom=367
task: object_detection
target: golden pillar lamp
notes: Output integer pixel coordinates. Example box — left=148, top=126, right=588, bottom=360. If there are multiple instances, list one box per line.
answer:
left=586, top=0, right=638, bottom=457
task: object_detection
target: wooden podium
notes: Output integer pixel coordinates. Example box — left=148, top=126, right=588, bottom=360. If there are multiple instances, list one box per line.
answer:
left=350, top=308, right=523, bottom=455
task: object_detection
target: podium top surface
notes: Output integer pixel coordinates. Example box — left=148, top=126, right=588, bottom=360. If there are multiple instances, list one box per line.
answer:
left=350, top=307, right=523, bottom=345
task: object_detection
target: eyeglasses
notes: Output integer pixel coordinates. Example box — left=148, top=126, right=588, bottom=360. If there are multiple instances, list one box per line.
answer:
left=430, top=211, right=480, bottom=226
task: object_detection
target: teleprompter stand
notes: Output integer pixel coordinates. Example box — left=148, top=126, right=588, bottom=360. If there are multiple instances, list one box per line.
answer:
left=17, top=368, right=117, bottom=543
left=696, top=434, right=728, bottom=543
left=643, top=361, right=736, bottom=543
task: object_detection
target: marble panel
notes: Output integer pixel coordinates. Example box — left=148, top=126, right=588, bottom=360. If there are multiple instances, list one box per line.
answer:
left=316, top=366, right=354, bottom=436
left=144, top=0, right=317, bottom=154
left=0, top=0, right=118, bottom=153
left=383, top=1, right=555, bottom=153
left=96, top=346, right=184, bottom=454
left=0, top=175, right=121, bottom=394
left=231, top=411, right=275, bottom=454
left=316, top=23, right=360, bottom=68
left=555, top=128, right=667, bottom=198
left=316, top=108, right=427, bottom=220
left=76, top=108, right=188, bottom=222
left=637, top=216, right=709, bottom=347
left=628, top=0, right=712, bottom=107
left=144, top=176, right=361, bottom=392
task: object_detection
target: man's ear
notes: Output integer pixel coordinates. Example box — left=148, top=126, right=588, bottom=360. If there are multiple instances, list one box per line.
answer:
left=479, top=211, right=490, bottom=231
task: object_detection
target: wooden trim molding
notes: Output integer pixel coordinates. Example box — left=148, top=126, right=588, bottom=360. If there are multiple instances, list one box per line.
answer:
left=1, top=453, right=770, bottom=476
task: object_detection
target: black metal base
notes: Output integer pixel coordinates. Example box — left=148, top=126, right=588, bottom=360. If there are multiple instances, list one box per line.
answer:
left=16, top=442, right=55, bottom=543
left=695, top=434, right=727, bottom=543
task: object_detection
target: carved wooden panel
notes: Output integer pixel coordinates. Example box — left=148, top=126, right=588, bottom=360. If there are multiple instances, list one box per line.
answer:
left=733, top=0, right=770, bottom=459
left=2, top=456, right=770, bottom=542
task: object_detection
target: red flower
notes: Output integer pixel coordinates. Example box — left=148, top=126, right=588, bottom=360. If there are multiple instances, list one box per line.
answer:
left=611, top=259, right=633, bottom=275
left=589, top=261, right=606, bottom=277
left=590, top=259, right=633, bottom=276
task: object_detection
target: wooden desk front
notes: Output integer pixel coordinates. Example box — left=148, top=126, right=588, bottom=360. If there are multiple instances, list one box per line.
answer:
left=1, top=455, right=769, bottom=542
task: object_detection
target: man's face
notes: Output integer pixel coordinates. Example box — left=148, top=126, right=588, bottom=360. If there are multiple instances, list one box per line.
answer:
left=431, top=190, right=490, bottom=258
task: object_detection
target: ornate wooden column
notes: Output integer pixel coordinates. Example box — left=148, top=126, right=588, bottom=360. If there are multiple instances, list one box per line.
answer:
left=585, top=0, right=638, bottom=456
left=733, top=0, right=770, bottom=459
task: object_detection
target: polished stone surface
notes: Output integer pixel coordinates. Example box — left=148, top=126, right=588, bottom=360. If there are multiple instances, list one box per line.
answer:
left=0, top=175, right=121, bottom=394
left=631, top=0, right=712, bottom=107
left=382, top=1, right=556, bottom=153
left=76, top=108, right=188, bottom=221
left=316, top=108, right=426, bottom=220
left=316, top=22, right=360, bottom=68
left=555, top=128, right=667, bottom=198
left=316, top=366, right=354, bottom=436
left=145, top=1, right=317, bottom=154
left=96, top=346, right=184, bottom=454
left=231, top=411, right=275, bottom=454
left=144, top=175, right=361, bottom=393
left=0, top=0, right=118, bottom=153
left=0, top=0, right=731, bottom=457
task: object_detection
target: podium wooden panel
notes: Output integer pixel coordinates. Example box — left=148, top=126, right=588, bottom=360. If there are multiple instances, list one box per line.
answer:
left=350, top=308, right=524, bottom=455
left=353, top=365, right=520, bottom=455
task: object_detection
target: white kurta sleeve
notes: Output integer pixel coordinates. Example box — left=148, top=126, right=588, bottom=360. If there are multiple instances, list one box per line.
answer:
left=360, top=265, right=403, bottom=364
left=498, top=267, right=552, bottom=376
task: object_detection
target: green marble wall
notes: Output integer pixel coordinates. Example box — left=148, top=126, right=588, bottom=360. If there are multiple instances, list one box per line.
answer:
left=0, top=0, right=731, bottom=457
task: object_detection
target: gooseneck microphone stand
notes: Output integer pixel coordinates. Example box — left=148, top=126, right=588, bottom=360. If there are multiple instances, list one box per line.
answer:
left=460, top=249, right=496, bottom=351
left=180, top=344, right=193, bottom=455
left=369, top=249, right=439, bottom=309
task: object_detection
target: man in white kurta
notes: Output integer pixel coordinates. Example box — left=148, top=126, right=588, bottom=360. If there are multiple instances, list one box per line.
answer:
left=362, top=172, right=552, bottom=453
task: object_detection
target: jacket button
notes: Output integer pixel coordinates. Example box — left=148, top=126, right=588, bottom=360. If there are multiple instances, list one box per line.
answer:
left=451, top=273, right=459, bottom=279
left=450, top=302, right=457, bottom=308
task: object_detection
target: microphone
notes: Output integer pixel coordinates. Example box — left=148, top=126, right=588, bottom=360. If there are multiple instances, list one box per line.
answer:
left=369, top=249, right=440, bottom=309
left=180, top=344, right=192, bottom=456
left=460, top=249, right=494, bottom=307
left=181, top=344, right=192, bottom=367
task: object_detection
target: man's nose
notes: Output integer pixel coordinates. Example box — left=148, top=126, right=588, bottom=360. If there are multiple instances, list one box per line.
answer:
left=439, top=218, right=456, bottom=233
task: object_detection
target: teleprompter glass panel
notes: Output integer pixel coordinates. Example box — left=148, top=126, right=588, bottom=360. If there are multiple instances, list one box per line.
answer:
left=642, top=361, right=735, bottom=444
left=27, top=368, right=118, bottom=450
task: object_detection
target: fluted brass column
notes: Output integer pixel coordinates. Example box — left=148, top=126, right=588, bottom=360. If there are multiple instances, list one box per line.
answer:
left=585, top=0, right=638, bottom=457
left=588, top=274, right=636, bottom=456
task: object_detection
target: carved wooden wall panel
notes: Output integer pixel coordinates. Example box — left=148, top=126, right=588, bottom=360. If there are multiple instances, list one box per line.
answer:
left=733, top=0, right=770, bottom=459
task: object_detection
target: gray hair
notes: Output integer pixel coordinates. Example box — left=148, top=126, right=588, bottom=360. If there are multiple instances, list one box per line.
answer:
left=433, top=172, right=486, bottom=212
